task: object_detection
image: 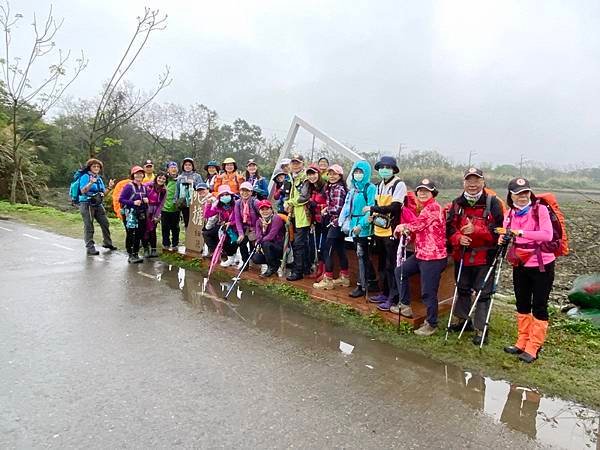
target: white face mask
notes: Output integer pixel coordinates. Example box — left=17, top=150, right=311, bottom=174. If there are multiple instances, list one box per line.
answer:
left=463, top=191, right=483, bottom=202
left=515, top=200, right=532, bottom=210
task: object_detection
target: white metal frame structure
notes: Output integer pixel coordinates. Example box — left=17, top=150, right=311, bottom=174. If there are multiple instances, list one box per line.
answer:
left=268, top=116, right=363, bottom=191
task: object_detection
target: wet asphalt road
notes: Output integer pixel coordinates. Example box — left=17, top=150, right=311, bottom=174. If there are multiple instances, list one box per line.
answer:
left=0, top=221, right=545, bottom=449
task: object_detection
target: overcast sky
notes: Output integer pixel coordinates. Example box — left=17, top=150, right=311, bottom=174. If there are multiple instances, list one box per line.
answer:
left=15, top=0, right=600, bottom=166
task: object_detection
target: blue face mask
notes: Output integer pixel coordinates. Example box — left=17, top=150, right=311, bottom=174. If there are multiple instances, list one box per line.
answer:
left=378, top=168, right=393, bottom=179
left=220, top=195, right=232, bottom=204
left=353, top=173, right=364, bottom=182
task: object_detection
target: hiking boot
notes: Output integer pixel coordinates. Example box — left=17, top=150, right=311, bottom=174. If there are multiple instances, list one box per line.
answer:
left=87, top=247, right=100, bottom=255
left=349, top=286, right=366, bottom=298
left=448, top=317, right=473, bottom=332
left=102, top=244, right=118, bottom=251
left=518, top=351, right=537, bottom=363
left=143, top=247, right=151, bottom=258
left=286, top=273, right=303, bottom=282
left=389, top=304, right=400, bottom=314
left=503, top=345, right=524, bottom=355
left=332, top=274, right=350, bottom=287
left=149, top=248, right=159, bottom=258
left=414, top=321, right=437, bottom=336
left=313, top=275, right=334, bottom=290
left=369, top=294, right=388, bottom=304
left=400, top=304, right=413, bottom=318
left=128, top=253, right=143, bottom=264
left=220, top=256, right=236, bottom=267
left=377, top=299, right=394, bottom=311
left=472, top=330, right=488, bottom=346
left=261, top=267, right=276, bottom=278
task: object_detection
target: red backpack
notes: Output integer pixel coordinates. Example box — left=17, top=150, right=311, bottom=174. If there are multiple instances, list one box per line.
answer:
left=533, top=193, right=569, bottom=257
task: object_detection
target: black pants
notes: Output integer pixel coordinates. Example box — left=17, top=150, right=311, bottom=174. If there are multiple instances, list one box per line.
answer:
left=203, top=226, right=219, bottom=253
left=161, top=211, right=180, bottom=247
left=322, top=236, right=348, bottom=273
left=513, top=262, right=555, bottom=321
left=453, top=264, right=494, bottom=330
left=252, top=240, right=283, bottom=270
left=291, top=226, right=310, bottom=276
left=181, top=206, right=190, bottom=228
left=126, top=221, right=146, bottom=256
left=238, top=234, right=255, bottom=264
left=376, top=236, right=399, bottom=299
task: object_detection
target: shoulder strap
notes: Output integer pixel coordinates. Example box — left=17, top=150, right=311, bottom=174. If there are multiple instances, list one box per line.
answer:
left=484, top=193, right=493, bottom=219
left=363, top=182, right=370, bottom=203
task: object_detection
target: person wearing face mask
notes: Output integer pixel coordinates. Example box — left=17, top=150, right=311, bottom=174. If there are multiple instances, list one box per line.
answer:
left=363, top=156, right=407, bottom=311
left=161, top=161, right=181, bottom=251
left=203, top=185, right=238, bottom=267
left=252, top=200, right=285, bottom=278
left=501, top=178, right=555, bottom=363
left=232, top=181, right=260, bottom=269
left=338, top=160, right=377, bottom=298
left=284, top=154, right=311, bottom=281
left=120, top=166, right=150, bottom=263
left=446, top=168, right=504, bottom=345
left=394, top=179, right=447, bottom=336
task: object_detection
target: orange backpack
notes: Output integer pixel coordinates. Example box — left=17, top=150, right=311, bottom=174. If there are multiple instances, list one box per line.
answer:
left=533, top=193, right=569, bottom=257
left=484, top=187, right=507, bottom=215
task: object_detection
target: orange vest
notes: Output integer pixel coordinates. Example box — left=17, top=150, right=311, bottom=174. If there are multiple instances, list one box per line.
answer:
left=213, top=172, right=244, bottom=194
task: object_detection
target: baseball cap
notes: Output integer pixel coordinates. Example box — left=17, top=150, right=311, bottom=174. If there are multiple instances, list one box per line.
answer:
left=290, top=154, right=304, bottom=162
left=508, top=177, right=532, bottom=194
left=144, top=159, right=153, bottom=167
left=464, top=167, right=484, bottom=179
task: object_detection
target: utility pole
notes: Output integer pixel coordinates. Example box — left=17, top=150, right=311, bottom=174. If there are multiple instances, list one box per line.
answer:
left=398, top=143, right=405, bottom=160
left=468, top=150, right=477, bottom=167
left=519, top=154, right=525, bottom=175
left=310, top=135, right=316, bottom=162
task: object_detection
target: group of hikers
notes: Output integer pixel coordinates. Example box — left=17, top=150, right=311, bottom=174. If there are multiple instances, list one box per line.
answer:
left=75, top=154, right=563, bottom=363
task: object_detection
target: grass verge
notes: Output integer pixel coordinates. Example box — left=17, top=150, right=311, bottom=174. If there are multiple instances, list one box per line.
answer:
left=4, top=201, right=600, bottom=408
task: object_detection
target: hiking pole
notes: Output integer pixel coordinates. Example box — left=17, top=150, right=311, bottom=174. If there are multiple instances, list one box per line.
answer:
left=445, top=246, right=466, bottom=342
left=224, top=244, right=260, bottom=300
left=479, top=243, right=509, bottom=349
left=457, top=239, right=509, bottom=340
left=396, top=233, right=408, bottom=331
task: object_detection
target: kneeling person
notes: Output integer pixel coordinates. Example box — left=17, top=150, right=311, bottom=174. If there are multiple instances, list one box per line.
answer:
left=252, top=200, right=285, bottom=278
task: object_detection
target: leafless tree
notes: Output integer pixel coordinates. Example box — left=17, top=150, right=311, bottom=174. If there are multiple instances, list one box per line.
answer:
left=88, top=7, right=171, bottom=157
left=0, top=0, right=87, bottom=203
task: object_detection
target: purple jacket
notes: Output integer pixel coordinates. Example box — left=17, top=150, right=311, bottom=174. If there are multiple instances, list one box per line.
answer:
left=119, top=182, right=148, bottom=208
left=232, top=197, right=260, bottom=235
left=144, top=181, right=167, bottom=218
left=255, top=214, right=285, bottom=243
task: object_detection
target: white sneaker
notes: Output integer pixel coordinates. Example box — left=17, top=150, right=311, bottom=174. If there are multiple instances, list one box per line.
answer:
left=220, top=256, right=236, bottom=267
left=414, top=321, right=437, bottom=336
left=261, top=264, right=268, bottom=275
left=235, top=260, right=244, bottom=270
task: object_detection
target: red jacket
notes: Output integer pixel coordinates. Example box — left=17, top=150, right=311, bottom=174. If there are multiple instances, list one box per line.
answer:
left=406, top=198, right=447, bottom=261
left=447, top=193, right=504, bottom=266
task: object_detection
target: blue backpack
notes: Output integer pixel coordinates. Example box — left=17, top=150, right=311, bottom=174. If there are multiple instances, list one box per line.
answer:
left=69, top=168, right=87, bottom=205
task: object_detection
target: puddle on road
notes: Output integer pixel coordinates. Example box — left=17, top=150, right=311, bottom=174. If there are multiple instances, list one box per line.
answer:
left=143, top=262, right=599, bottom=449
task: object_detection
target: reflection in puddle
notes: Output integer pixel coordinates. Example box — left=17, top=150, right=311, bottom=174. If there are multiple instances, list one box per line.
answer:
left=157, top=263, right=600, bottom=449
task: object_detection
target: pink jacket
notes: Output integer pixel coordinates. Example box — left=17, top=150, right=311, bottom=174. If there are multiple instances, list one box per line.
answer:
left=504, top=204, right=555, bottom=268
left=405, top=199, right=447, bottom=261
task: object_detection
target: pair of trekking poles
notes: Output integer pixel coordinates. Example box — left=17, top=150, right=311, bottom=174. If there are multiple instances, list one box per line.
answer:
left=443, top=231, right=512, bottom=348
left=206, top=223, right=262, bottom=300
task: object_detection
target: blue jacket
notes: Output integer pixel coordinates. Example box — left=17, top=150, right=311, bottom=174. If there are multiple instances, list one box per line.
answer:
left=78, top=172, right=106, bottom=203
left=339, top=160, right=376, bottom=237
left=175, top=171, right=204, bottom=207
